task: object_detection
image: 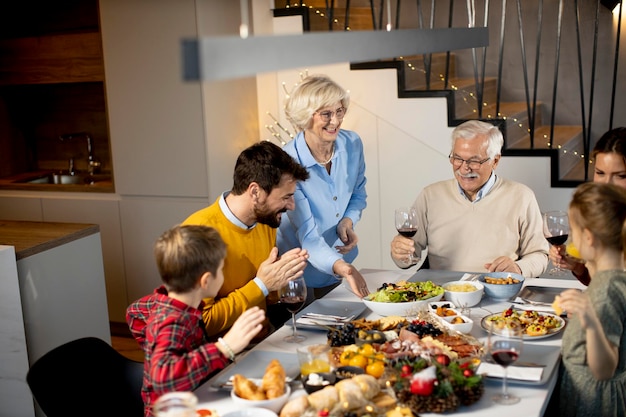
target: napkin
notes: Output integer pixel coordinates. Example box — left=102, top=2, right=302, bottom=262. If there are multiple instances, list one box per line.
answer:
left=512, top=297, right=557, bottom=313
left=477, top=362, right=544, bottom=382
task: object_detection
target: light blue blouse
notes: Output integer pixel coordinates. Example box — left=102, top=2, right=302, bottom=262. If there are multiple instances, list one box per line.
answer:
left=277, top=129, right=368, bottom=288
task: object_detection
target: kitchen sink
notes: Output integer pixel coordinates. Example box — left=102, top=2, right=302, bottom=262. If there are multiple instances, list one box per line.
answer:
left=19, top=173, right=111, bottom=185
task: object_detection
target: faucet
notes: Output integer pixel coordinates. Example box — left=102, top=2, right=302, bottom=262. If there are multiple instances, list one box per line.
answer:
left=59, top=132, right=101, bottom=176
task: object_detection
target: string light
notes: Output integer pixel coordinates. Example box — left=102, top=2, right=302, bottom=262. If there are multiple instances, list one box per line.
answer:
left=273, top=5, right=588, bottom=170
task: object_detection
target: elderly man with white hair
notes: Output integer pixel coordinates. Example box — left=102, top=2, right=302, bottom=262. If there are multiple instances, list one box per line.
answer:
left=390, top=120, right=549, bottom=278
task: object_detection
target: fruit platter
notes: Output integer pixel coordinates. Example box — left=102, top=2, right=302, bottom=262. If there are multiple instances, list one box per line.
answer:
left=316, top=307, right=484, bottom=415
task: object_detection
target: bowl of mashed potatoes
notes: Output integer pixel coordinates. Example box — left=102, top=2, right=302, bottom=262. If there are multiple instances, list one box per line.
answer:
left=442, top=281, right=484, bottom=308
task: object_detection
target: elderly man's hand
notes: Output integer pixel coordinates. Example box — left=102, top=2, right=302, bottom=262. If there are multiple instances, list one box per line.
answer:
left=390, top=235, right=417, bottom=265
left=484, top=257, right=522, bottom=274
left=257, top=247, right=309, bottom=292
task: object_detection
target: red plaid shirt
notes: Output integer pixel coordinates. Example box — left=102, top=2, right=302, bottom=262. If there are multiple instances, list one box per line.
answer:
left=127, top=287, right=230, bottom=417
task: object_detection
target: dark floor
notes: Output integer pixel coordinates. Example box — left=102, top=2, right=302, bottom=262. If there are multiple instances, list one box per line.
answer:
left=110, top=322, right=144, bottom=362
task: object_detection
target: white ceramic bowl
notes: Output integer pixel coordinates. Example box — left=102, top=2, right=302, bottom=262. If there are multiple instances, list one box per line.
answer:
left=230, top=383, right=291, bottom=414
left=443, top=280, right=484, bottom=308
left=362, top=293, right=443, bottom=317
left=223, top=408, right=278, bottom=417
left=440, top=314, right=474, bottom=334
left=478, top=272, right=525, bottom=300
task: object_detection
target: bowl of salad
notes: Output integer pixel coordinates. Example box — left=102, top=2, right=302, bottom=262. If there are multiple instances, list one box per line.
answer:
left=362, top=280, right=444, bottom=317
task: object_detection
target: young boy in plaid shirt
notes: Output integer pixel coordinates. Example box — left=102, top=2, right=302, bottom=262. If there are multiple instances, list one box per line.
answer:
left=127, top=225, right=265, bottom=417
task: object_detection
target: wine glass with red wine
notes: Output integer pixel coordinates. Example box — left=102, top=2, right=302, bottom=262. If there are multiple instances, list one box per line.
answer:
left=543, top=211, right=569, bottom=275
left=487, top=322, right=523, bottom=405
left=280, top=276, right=307, bottom=343
left=395, top=207, right=419, bottom=264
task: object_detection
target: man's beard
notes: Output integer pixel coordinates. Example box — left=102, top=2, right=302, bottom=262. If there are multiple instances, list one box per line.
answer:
left=254, top=205, right=285, bottom=228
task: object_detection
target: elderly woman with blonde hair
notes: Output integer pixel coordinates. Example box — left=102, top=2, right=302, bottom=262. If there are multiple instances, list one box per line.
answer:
left=277, top=75, right=369, bottom=301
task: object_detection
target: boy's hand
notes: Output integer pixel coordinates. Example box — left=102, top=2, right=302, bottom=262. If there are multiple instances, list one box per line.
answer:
left=221, top=307, right=265, bottom=355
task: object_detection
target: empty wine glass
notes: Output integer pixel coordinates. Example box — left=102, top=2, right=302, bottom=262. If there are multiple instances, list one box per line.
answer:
left=395, top=207, right=419, bottom=264
left=543, top=211, right=569, bottom=275
left=280, top=276, right=307, bottom=343
left=486, top=322, right=523, bottom=405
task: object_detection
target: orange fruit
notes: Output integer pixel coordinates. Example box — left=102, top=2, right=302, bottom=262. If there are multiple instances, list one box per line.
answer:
left=348, top=354, right=368, bottom=369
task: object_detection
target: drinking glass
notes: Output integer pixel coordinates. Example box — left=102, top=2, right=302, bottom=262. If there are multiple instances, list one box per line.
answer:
left=543, top=211, right=569, bottom=275
left=486, top=322, right=523, bottom=405
left=395, top=207, right=419, bottom=264
left=280, top=276, right=307, bottom=343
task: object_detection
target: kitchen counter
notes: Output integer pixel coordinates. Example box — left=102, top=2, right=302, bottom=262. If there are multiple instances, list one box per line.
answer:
left=0, top=171, right=114, bottom=193
left=0, top=219, right=100, bottom=260
left=1, top=220, right=111, bottom=417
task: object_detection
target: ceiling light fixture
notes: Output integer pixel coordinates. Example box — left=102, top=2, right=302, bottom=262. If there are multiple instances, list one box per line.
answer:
left=182, top=27, right=488, bottom=82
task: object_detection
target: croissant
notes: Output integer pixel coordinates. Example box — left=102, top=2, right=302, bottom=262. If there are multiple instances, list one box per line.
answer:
left=261, top=359, right=286, bottom=399
left=233, top=374, right=266, bottom=400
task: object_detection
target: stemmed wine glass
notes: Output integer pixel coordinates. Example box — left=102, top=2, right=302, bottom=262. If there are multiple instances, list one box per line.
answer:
left=487, top=322, right=523, bottom=405
left=543, top=211, right=570, bottom=275
left=280, top=276, right=307, bottom=343
left=395, top=207, right=419, bottom=264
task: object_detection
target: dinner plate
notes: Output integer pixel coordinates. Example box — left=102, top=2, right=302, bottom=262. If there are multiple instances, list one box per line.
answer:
left=209, top=350, right=299, bottom=390
left=287, top=299, right=367, bottom=330
left=480, top=310, right=566, bottom=340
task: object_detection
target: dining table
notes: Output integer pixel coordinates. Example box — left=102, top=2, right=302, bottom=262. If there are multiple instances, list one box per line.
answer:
left=194, top=268, right=586, bottom=417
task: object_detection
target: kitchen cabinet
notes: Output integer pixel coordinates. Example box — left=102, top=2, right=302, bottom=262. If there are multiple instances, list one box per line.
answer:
left=0, top=0, right=113, bottom=187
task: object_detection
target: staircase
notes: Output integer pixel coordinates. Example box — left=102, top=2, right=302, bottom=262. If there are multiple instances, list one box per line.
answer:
left=273, top=1, right=593, bottom=187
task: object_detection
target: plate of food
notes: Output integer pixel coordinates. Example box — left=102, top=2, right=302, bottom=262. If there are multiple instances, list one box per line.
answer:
left=480, top=307, right=566, bottom=339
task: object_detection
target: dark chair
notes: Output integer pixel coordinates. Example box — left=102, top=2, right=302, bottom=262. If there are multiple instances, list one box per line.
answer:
left=26, top=337, right=144, bottom=417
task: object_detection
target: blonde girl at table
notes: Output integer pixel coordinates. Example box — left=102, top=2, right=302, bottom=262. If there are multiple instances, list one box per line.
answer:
left=555, top=182, right=626, bottom=416
left=550, top=127, right=626, bottom=286
left=127, top=225, right=265, bottom=417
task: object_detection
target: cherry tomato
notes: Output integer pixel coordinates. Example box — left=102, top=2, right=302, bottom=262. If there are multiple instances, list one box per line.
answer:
left=349, top=354, right=368, bottom=369
left=318, top=409, right=330, bottom=417
left=359, top=343, right=375, bottom=357
left=366, top=360, right=385, bottom=378
left=340, top=350, right=354, bottom=366
left=410, top=378, right=434, bottom=396
left=401, top=364, right=412, bottom=377
left=463, top=369, right=474, bottom=377
left=435, top=354, right=450, bottom=366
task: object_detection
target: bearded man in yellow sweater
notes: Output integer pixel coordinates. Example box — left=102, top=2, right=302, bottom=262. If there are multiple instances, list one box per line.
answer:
left=183, top=141, right=310, bottom=339
left=390, top=120, right=549, bottom=277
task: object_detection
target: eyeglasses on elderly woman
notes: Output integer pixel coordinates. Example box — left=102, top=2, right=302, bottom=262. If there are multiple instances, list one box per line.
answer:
left=315, top=107, right=346, bottom=122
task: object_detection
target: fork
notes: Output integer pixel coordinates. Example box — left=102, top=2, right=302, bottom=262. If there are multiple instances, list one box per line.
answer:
left=461, top=273, right=481, bottom=281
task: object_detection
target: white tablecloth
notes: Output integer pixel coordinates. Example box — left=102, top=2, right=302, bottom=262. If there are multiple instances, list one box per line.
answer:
left=194, top=268, right=585, bottom=416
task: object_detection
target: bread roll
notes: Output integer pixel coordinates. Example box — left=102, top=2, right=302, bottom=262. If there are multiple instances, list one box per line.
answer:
left=335, top=378, right=368, bottom=409
left=307, top=386, right=338, bottom=410
left=279, top=394, right=309, bottom=417
left=351, top=374, right=380, bottom=399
